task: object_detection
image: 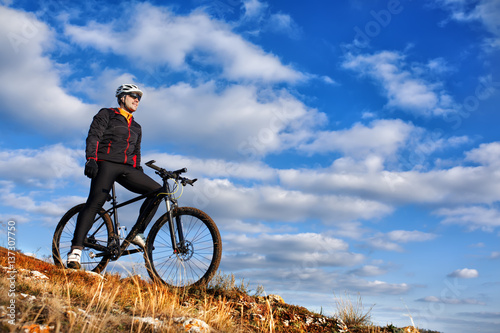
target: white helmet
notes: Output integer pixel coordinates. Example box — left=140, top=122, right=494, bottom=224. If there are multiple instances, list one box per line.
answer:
left=115, top=84, right=143, bottom=98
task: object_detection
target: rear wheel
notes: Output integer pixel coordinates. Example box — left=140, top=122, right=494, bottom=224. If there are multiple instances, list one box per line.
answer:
left=145, top=207, right=222, bottom=287
left=52, top=204, right=113, bottom=273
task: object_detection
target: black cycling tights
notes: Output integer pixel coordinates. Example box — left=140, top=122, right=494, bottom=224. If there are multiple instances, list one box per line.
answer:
left=71, top=161, right=161, bottom=249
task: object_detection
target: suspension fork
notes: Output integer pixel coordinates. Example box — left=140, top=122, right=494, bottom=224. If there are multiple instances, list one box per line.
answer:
left=165, top=198, right=186, bottom=252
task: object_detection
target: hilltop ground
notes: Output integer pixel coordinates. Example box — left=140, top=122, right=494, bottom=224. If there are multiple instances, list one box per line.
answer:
left=0, top=248, right=438, bottom=333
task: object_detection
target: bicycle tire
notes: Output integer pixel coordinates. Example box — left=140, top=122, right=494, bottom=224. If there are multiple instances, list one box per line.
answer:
left=145, top=207, right=222, bottom=288
left=52, top=203, right=113, bottom=273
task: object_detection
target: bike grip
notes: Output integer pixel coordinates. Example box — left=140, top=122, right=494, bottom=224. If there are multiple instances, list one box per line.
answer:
left=174, top=167, right=188, bottom=174
left=145, top=160, right=156, bottom=166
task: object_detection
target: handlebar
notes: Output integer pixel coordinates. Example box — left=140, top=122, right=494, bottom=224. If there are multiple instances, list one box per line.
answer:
left=145, top=160, right=197, bottom=186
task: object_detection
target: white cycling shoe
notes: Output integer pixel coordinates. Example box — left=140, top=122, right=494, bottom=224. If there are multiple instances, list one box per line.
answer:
left=131, top=233, right=146, bottom=248
left=66, top=249, right=82, bottom=270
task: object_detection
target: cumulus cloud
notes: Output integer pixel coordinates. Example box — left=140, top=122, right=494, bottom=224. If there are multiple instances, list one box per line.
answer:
left=465, top=142, right=500, bottom=166
left=223, top=232, right=364, bottom=269
left=342, top=50, right=457, bottom=117
left=221, top=232, right=409, bottom=296
left=190, top=178, right=393, bottom=225
left=136, top=82, right=325, bottom=159
left=366, top=237, right=404, bottom=252
left=143, top=152, right=277, bottom=181
left=280, top=141, right=500, bottom=206
left=65, top=3, right=304, bottom=83
left=73, top=72, right=326, bottom=160
left=298, top=119, right=415, bottom=159
left=0, top=144, right=83, bottom=188
left=0, top=183, right=84, bottom=221
left=448, top=268, right=479, bottom=279
left=366, top=230, right=437, bottom=252
left=435, top=205, right=500, bottom=232
left=239, top=266, right=410, bottom=296
left=0, top=6, right=96, bottom=134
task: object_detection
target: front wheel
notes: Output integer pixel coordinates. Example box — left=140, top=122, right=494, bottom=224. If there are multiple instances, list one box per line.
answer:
left=52, top=204, right=113, bottom=273
left=145, top=207, right=222, bottom=288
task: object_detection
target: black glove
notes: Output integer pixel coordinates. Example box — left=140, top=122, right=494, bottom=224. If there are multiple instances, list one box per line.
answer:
left=84, top=159, right=98, bottom=179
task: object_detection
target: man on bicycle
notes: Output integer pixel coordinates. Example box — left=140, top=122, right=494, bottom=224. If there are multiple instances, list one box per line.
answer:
left=67, top=84, right=161, bottom=269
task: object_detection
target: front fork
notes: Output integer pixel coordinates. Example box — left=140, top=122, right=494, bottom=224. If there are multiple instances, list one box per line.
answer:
left=165, top=199, right=186, bottom=253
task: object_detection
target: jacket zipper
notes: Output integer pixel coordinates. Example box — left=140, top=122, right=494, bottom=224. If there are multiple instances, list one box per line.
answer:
left=124, top=120, right=131, bottom=164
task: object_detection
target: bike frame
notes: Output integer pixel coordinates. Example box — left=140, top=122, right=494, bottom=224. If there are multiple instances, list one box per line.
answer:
left=88, top=176, right=184, bottom=259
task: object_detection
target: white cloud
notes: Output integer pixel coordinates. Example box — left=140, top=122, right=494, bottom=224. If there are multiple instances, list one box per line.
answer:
left=242, top=0, right=268, bottom=20
left=447, top=268, right=479, bottom=279
left=298, top=119, right=415, bottom=159
left=143, top=152, right=277, bottom=181
left=223, top=233, right=365, bottom=268
left=437, top=0, right=500, bottom=49
left=366, top=237, right=404, bottom=252
left=350, top=264, right=388, bottom=277
left=465, top=142, right=500, bottom=166
left=366, top=230, right=436, bottom=253
left=267, top=12, right=303, bottom=39
left=137, top=81, right=325, bottom=159
left=0, top=214, right=30, bottom=225
left=435, top=205, right=500, bottom=232
left=280, top=141, right=500, bottom=206
left=72, top=72, right=326, bottom=160
left=0, top=183, right=84, bottom=220
left=237, top=266, right=410, bottom=296
left=0, top=144, right=83, bottom=188
left=191, top=178, right=393, bottom=225
left=417, top=295, right=484, bottom=305
left=342, top=50, right=457, bottom=117
left=65, top=3, right=304, bottom=83
left=240, top=0, right=302, bottom=39
left=0, top=6, right=96, bottom=135
left=215, top=219, right=276, bottom=234
left=386, top=230, right=438, bottom=243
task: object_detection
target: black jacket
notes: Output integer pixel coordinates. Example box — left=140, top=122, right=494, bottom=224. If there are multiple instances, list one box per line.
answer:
left=85, top=108, right=142, bottom=167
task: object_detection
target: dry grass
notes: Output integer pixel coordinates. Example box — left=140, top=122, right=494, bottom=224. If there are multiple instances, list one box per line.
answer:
left=334, top=291, right=374, bottom=330
left=0, top=248, right=440, bottom=333
left=0, top=248, right=273, bottom=332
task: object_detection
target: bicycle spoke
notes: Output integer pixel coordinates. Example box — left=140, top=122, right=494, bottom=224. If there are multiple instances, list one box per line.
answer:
left=53, top=204, right=112, bottom=273
left=146, top=207, right=221, bottom=287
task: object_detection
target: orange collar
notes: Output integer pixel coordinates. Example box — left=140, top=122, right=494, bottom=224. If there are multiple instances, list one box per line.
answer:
left=118, top=108, right=133, bottom=123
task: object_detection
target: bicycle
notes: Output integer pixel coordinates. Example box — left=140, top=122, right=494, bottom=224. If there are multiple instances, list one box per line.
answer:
left=52, top=160, right=222, bottom=288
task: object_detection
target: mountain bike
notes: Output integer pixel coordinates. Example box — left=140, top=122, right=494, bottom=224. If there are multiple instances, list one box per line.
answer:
left=52, top=160, right=222, bottom=288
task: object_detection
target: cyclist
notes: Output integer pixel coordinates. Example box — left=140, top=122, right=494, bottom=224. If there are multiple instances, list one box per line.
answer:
left=67, top=84, right=161, bottom=269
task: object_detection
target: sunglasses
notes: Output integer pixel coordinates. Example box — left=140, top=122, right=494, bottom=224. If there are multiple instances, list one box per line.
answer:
left=128, top=93, right=141, bottom=101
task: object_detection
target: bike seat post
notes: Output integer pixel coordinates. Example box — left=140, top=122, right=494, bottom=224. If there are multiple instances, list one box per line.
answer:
left=111, top=183, right=117, bottom=205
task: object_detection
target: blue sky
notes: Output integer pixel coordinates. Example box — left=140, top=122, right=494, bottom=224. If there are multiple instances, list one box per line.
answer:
left=1, top=0, right=499, bottom=331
